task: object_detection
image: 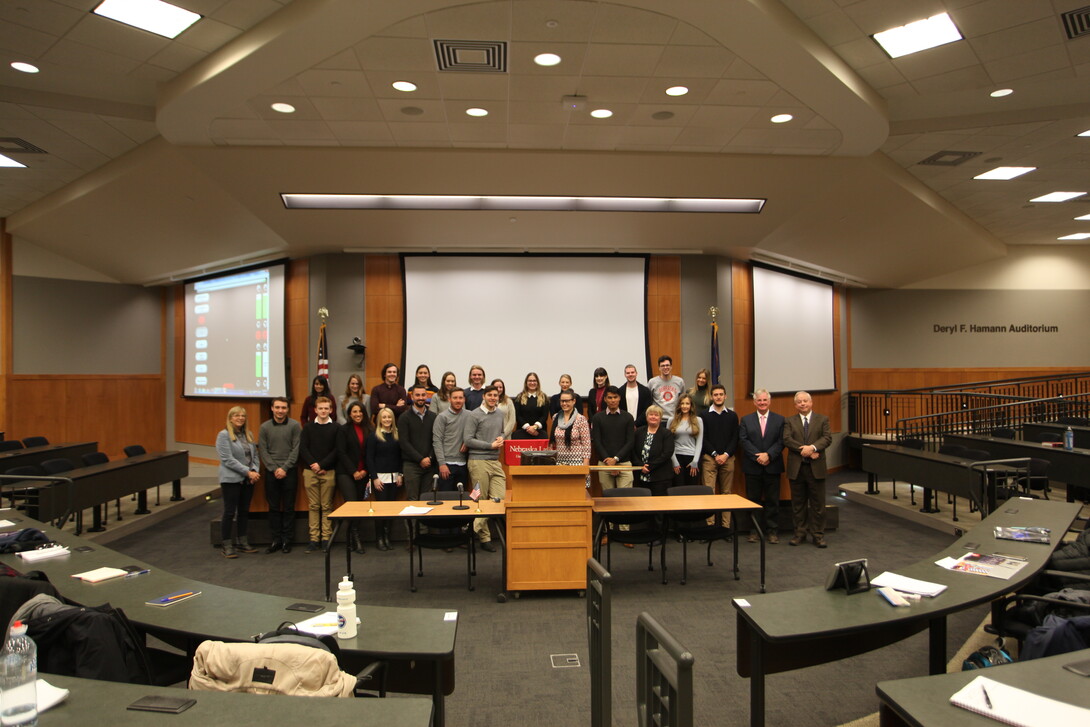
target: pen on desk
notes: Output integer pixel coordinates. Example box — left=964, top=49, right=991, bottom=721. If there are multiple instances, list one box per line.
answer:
left=166, top=592, right=195, bottom=601
left=981, top=684, right=993, bottom=709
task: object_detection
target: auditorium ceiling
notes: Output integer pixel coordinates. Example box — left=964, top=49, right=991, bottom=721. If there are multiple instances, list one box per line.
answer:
left=1, top=0, right=1088, bottom=286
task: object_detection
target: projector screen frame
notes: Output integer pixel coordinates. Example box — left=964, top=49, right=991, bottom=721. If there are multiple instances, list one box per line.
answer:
left=399, top=253, right=652, bottom=394
left=181, top=258, right=291, bottom=401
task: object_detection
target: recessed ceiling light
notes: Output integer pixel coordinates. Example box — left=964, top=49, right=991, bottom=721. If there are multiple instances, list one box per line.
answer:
left=1075, top=214, right=1090, bottom=221
left=391, top=81, right=417, bottom=92
left=534, top=53, right=561, bottom=67
left=1078, top=129, right=1090, bottom=137
left=871, top=12, right=962, bottom=59
left=590, top=109, right=613, bottom=119
left=1058, top=233, right=1090, bottom=240
left=974, top=166, right=1036, bottom=180
left=10, top=62, right=38, bottom=74
left=990, top=88, right=1013, bottom=98
left=92, top=0, right=201, bottom=39
left=0, top=153, right=26, bottom=168
left=1029, top=192, right=1086, bottom=203
left=770, top=114, right=793, bottom=124
left=466, top=107, right=488, bottom=117
left=665, top=86, right=688, bottom=97
left=270, top=102, right=295, bottom=114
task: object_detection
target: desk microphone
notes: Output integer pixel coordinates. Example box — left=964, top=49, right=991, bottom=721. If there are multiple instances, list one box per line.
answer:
left=452, top=482, right=470, bottom=510
left=427, top=473, right=442, bottom=506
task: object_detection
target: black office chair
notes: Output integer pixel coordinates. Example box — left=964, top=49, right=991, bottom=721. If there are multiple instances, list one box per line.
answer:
left=666, top=485, right=733, bottom=585
left=0, top=441, right=24, bottom=452
left=596, top=488, right=667, bottom=584
left=39, top=459, right=74, bottom=476
left=21, top=436, right=48, bottom=448
left=81, top=452, right=109, bottom=466
left=1, top=465, right=41, bottom=509
left=938, top=444, right=969, bottom=457
left=1038, top=432, right=1062, bottom=444
left=1010, top=458, right=1051, bottom=500
left=992, top=427, right=1016, bottom=440
left=410, top=492, right=476, bottom=593
left=985, top=571, right=1090, bottom=653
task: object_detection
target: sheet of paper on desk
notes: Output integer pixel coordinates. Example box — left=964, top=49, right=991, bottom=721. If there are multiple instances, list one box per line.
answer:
left=0, top=519, right=15, bottom=527
left=36, top=679, right=69, bottom=713
left=871, top=571, right=947, bottom=597
left=400, top=505, right=433, bottom=515
left=17, top=545, right=68, bottom=562
left=71, top=566, right=129, bottom=583
left=939, top=553, right=1029, bottom=580
left=950, top=675, right=1090, bottom=726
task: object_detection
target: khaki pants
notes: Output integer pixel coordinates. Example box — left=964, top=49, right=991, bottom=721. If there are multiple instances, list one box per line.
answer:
left=302, top=468, right=335, bottom=542
left=701, top=454, right=735, bottom=527
left=597, top=460, right=634, bottom=490
left=467, top=459, right=505, bottom=542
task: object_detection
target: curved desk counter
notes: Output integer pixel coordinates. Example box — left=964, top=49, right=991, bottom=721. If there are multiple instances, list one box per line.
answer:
left=733, top=497, right=1082, bottom=727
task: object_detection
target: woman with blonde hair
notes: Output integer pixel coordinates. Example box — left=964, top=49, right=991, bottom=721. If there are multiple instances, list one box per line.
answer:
left=491, top=378, right=517, bottom=438
left=669, top=393, right=704, bottom=487
left=513, top=372, right=549, bottom=439
left=340, top=373, right=370, bottom=421
left=688, top=368, right=713, bottom=415
left=634, top=405, right=675, bottom=496
left=215, top=406, right=260, bottom=558
left=365, top=407, right=403, bottom=551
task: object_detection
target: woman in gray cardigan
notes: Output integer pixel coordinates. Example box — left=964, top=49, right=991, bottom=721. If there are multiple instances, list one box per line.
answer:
left=216, top=406, right=261, bottom=558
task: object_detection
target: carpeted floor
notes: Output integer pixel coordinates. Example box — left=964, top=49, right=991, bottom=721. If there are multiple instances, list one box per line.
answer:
left=109, top=470, right=990, bottom=727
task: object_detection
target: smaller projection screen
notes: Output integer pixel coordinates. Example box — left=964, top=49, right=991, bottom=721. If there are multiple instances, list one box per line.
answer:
left=751, top=265, right=835, bottom=394
left=183, top=263, right=287, bottom=398
left=403, top=255, right=648, bottom=395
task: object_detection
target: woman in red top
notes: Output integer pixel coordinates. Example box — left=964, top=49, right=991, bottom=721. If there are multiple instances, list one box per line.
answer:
left=336, top=401, right=369, bottom=553
left=586, top=367, right=610, bottom=416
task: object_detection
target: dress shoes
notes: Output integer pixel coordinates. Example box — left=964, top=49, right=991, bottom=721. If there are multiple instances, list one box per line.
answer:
left=622, top=543, right=634, bottom=549
left=264, top=541, right=282, bottom=554
left=479, top=541, right=496, bottom=552
left=767, top=533, right=779, bottom=544
left=813, top=536, right=828, bottom=548
left=788, top=535, right=804, bottom=546
left=747, top=533, right=759, bottom=543
left=281, top=542, right=293, bottom=554
left=305, top=540, right=320, bottom=553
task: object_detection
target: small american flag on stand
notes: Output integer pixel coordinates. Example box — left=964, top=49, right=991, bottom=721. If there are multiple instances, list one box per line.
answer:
left=316, top=321, right=329, bottom=378
left=469, top=482, right=481, bottom=502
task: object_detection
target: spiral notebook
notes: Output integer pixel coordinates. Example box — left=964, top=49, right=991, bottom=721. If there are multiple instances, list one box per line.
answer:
left=950, top=675, right=1090, bottom=726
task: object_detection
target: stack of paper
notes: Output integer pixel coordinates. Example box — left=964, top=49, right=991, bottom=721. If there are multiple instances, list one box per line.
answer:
left=950, top=675, right=1090, bottom=726
left=17, top=546, right=68, bottom=562
left=870, top=571, right=947, bottom=597
left=70, top=566, right=129, bottom=583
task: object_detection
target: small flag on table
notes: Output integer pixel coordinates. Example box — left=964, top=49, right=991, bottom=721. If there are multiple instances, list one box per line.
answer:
left=469, top=482, right=481, bottom=502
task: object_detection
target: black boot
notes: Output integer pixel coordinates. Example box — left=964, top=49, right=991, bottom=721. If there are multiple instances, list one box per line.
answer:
left=351, top=526, right=365, bottom=554
left=379, top=523, right=392, bottom=551
left=376, top=524, right=387, bottom=551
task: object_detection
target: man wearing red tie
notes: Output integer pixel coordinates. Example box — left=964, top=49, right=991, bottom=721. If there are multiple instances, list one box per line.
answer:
left=784, top=391, right=832, bottom=548
left=738, top=389, right=785, bottom=544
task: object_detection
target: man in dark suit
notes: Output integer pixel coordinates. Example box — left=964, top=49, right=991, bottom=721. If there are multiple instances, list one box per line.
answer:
left=738, top=389, right=785, bottom=544
left=619, top=363, right=653, bottom=427
left=783, top=391, right=833, bottom=548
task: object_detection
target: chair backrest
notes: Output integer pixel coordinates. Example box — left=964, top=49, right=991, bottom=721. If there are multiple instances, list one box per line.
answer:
left=962, top=448, right=992, bottom=462
left=419, top=491, right=473, bottom=535
left=2, top=465, right=41, bottom=478
left=1027, top=458, right=1050, bottom=478
left=123, top=445, right=147, bottom=457
left=666, top=485, right=712, bottom=497
left=0, top=441, right=24, bottom=452
left=40, top=458, right=74, bottom=475
left=81, top=452, right=109, bottom=467
left=21, top=437, right=48, bottom=448
left=1038, top=432, right=1062, bottom=443
left=992, top=428, right=1016, bottom=440
left=938, top=444, right=969, bottom=457
left=189, top=640, right=356, bottom=697
left=603, top=487, right=652, bottom=498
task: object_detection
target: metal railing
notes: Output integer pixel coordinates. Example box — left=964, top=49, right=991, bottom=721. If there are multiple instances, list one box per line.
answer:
left=587, top=558, right=612, bottom=727
left=848, top=371, right=1090, bottom=436
left=636, top=612, right=694, bottom=727
left=891, top=393, right=1090, bottom=445
left=0, top=474, right=75, bottom=530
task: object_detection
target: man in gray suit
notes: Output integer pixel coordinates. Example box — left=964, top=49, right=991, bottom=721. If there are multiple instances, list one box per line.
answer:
left=783, top=391, right=832, bottom=548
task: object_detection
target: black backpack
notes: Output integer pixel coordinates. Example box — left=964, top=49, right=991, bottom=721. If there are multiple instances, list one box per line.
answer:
left=0, top=528, right=51, bottom=554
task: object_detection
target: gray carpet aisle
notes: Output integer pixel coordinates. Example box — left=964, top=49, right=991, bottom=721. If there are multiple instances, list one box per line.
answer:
left=110, top=473, right=987, bottom=727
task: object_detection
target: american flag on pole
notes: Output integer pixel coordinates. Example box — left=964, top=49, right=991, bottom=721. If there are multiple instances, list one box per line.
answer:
left=470, top=482, right=481, bottom=502
left=316, top=321, right=329, bottom=378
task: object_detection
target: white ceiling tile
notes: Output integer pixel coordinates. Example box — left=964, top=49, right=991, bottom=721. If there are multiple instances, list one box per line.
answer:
left=688, top=105, right=761, bottom=128
left=985, top=44, right=1071, bottom=83
left=297, top=69, right=373, bottom=98
left=315, top=48, right=362, bottom=71
left=909, top=64, right=992, bottom=94
left=211, top=0, right=283, bottom=30
left=353, top=36, right=436, bottom=72
left=374, top=15, right=429, bottom=39
left=803, top=10, right=865, bottom=46
left=832, top=37, right=888, bottom=68
left=969, top=17, right=1064, bottom=63
left=510, top=0, right=596, bottom=43
left=376, top=98, right=449, bottom=122
left=508, top=74, right=584, bottom=101
left=581, top=44, right=664, bottom=77
left=653, top=45, right=734, bottom=78
left=48, top=116, right=139, bottom=156
left=952, top=0, right=1055, bottom=39
left=0, top=0, right=83, bottom=35
left=0, top=21, right=58, bottom=57
left=573, top=76, right=648, bottom=103
left=667, top=22, right=718, bottom=47
left=146, top=42, right=207, bottom=73
left=619, top=125, right=682, bottom=146
left=589, top=4, right=677, bottom=45
left=722, top=57, right=767, bottom=80
left=705, top=79, right=781, bottom=106
left=40, top=39, right=141, bottom=74
left=101, top=116, right=157, bottom=144
left=781, top=0, right=843, bottom=21
left=425, top=2, right=512, bottom=39
left=855, top=60, right=907, bottom=89
left=129, top=63, right=181, bottom=83
left=629, top=104, right=698, bottom=126
left=437, top=73, right=511, bottom=101
left=507, top=100, right=571, bottom=125
left=840, top=0, right=939, bottom=35
left=892, top=41, right=981, bottom=82
left=176, top=18, right=243, bottom=53
left=311, top=96, right=384, bottom=122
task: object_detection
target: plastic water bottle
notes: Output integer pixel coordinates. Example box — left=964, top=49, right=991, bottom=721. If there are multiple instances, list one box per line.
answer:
left=336, top=576, right=357, bottom=640
left=0, top=621, right=37, bottom=727
left=1064, top=426, right=1075, bottom=451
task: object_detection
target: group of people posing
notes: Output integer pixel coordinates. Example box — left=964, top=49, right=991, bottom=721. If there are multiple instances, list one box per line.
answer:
left=214, top=356, right=833, bottom=558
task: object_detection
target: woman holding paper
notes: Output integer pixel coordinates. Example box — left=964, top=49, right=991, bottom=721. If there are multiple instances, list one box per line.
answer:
left=216, top=406, right=261, bottom=559
left=365, top=407, right=403, bottom=551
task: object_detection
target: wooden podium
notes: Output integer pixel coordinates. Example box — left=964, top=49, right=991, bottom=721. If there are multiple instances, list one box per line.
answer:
left=505, top=464, right=593, bottom=594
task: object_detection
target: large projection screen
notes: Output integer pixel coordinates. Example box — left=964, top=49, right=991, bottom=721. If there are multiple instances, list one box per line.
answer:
left=183, top=263, right=288, bottom=398
left=403, top=255, right=648, bottom=395
left=752, top=265, right=835, bottom=394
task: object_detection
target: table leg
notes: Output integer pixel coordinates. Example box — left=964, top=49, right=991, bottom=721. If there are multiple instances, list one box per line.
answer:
left=88, top=505, right=105, bottom=533
left=324, top=519, right=343, bottom=602
left=750, top=629, right=765, bottom=727
left=134, top=490, right=150, bottom=515
left=750, top=519, right=766, bottom=593
left=493, top=515, right=507, bottom=601
left=731, top=510, right=739, bottom=580
left=866, top=473, right=879, bottom=495
left=433, top=661, right=446, bottom=727
left=920, top=488, right=938, bottom=513
left=928, top=616, right=946, bottom=675
left=170, top=478, right=184, bottom=502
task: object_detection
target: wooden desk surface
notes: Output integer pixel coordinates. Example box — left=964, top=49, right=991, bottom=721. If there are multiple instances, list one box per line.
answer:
left=330, top=499, right=506, bottom=518
left=38, top=673, right=434, bottom=727
left=876, top=648, right=1090, bottom=727
left=592, top=493, right=761, bottom=513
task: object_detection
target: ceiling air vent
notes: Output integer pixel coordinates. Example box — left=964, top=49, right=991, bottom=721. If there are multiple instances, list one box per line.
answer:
left=1061, top=6, right=1090, bottom=40
left=434, top=40, right=507, bottom=72
left=0, top=138, right=47, bottom=154
left=917, top=150, right=981, bottom=167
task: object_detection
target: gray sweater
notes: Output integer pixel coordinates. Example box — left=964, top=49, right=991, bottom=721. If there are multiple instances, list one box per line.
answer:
left=433, top=407, right=468, bottom=466
left=464, top=405, right=505, bottom=461
left=258, top=417, right=301, bottom=471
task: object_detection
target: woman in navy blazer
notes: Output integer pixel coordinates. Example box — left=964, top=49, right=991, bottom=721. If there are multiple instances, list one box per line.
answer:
left=633, top=405, right=676, bottom=496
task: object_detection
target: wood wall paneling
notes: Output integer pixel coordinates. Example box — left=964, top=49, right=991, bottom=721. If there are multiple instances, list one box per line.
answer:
left=847, top=367, right=1090, bottom=393
left=363, top=255, right=403, bottom=390
left=647, top=256, right=681, bottom=376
